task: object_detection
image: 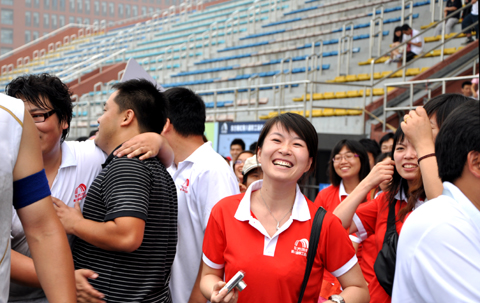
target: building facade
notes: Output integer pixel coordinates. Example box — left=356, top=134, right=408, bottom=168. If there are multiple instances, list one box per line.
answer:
left=0, top=0, right=223, bottom=55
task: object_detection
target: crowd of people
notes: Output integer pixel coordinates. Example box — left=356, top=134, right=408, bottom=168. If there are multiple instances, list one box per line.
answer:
left=0, top=72, right=479, bottom=303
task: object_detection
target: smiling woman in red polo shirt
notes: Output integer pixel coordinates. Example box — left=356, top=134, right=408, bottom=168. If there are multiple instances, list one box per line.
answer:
left=199, top=113, right=369, bottom=303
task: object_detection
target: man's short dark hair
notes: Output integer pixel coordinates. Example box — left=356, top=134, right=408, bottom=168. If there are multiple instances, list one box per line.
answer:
left=401, top=24, right=411, bottom=31
left=359, top=138, right=381, bottom=159
left=231, top=138, right=245, bottom=150
left=112, top=79, right=167, bottom=134
left=5, top=73, right=73, bottom=142
left=435, top=100, right=480, bottom=183
left=249, top=141, right=257, bottom=152
left=462, top=81, right=472, bottom=88
left=379, top=133, right=394, bottom=147
left=164, top=87, right=205, bottom=137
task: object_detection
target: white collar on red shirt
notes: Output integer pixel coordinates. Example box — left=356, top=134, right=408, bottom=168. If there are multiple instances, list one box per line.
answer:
left=339, top=180, right=347, bottom=201
left=394, top=189, right=425, bottom=209
left=234, top=179, right=311, bottom=223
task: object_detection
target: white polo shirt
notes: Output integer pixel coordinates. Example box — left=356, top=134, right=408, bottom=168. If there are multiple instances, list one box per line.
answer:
left=9, top=140, right=106, bottom=302
left=392, top=182, right=480, bottom=302
left=168, top=142, right=239, bottom=303
left=403, top=28, right=424, bottom=55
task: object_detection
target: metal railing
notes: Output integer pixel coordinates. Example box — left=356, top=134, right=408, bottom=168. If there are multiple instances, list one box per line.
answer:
left=369, top=5, right=384, bottom=59
left=382, top=73, right=479, bottom=131
left=337, top=22, right=354, bottom=77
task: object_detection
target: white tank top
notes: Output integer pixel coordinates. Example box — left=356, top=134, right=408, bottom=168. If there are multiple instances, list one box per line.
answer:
left=0, top=95, right=24, bottom=303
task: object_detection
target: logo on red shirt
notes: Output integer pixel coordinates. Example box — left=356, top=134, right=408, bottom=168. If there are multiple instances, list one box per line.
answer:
left=74, top=184, right=87, bottom=202
left=180, top=179, right=189, bottom=193
left=291, top=238, right=309, bottom=257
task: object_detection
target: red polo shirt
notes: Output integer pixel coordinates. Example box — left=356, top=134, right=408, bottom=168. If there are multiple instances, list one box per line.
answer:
left=353, top=191, right=423, bottom=303
left=203, top=181, right=357, bottom=303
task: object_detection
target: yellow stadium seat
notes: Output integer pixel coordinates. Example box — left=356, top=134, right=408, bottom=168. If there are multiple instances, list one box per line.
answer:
left=312, top=93, right=324, bottom=100
left=444, top=47, right=456, bottom=55
left=373, top=88, right=384, bottom=96
left=346, top=75, right=359, bottom=82
left=312, top=110, right=323, bottom=117
left=457, top=46, right=465, bottom=51
left=446, top=32, right=457, bottom=39
left=357, top=73, right=370, bottom=81
left=334, top=76, right=346, bottom=83
left=347, top=109, right=363, bottom=115
left=421, top=22, right=437, bottom=30
left=322, top=109, right=335, bottom=116
left=259, top=115, right=270, bottom=120
left=358, top=59, right=374, bottom=66
left=421, top=67, right=429, bottom=72
left=323, top=92, right=335, bottom=99
left=326, top=79, right=336, bottom=83
left=347, top=90, right=361, bottom=98
left=375, top=56, right=389, bottom=64
left=358, top=89, right=372, bottom=96
left=381, top=71, right=392, bottom=78
left=335, top=91, right=347, bottom=99
left=391, top=70, right=404, bottom=78
left=334, top=109, right=348, bottom=116
left=432, top=49, right=442, bottom=56
left=425, top=36, right=440, bottom=43
left=387, top=87, right=396, bottom=93
left=406, top=68, right=420, bottom=76
left=373, top=72, right=382, bottom=79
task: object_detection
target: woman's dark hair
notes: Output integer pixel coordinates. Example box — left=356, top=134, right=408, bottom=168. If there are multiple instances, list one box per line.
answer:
left=393, top=26, right=403, bottom=43
left=5, top=73, right=73, bottom=142
left=375, top=152, right=391, bottom=164
left=359, top=138, right=381, bottom=160
left=257, top=113, right=318, bottom=177
left=423, top=93, right=471, bottom=129
left=328, top=140, right=370, bottom=186
left=386, top=126, right=425, bottom=221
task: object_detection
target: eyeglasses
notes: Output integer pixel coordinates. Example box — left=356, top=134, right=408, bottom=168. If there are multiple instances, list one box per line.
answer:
left=333, top=152, right=359, bottom=162
left=31, top=110, right=56, bottom=123
left=234, top=159, right=245, bottom=165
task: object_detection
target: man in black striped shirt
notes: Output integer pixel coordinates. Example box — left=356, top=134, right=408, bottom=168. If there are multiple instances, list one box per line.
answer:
left=54, top=79, right=177, bottom=302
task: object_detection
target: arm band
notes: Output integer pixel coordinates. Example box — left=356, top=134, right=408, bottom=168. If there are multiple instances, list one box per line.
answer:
left=417, top=153, right=436, bottom=164
left=13, top=169, right=51, bottom=209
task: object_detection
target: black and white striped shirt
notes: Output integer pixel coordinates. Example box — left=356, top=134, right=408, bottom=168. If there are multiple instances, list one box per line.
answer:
left=72, top=152, right=177, bottom=303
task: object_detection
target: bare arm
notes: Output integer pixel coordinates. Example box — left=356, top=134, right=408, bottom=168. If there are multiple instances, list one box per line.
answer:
left=114, top=132, right=174, bottom=166
left=188, top=261, right=208, bottom=303
left=332, top=264, right=370, bottom=303
left=333, top=159, right=395, bottom=230
left=10, top=250, right=40, bottom=288
left=54, top=198, right=145, bottom=253
left=13, top=110, right=76, bottom=303
left=199, top=261, right=238, bottom=303
left=402, top=107, right=444, bottom=199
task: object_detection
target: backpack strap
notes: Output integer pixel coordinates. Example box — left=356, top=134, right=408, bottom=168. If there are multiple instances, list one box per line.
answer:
left=297, top=207, right=327, bottom=303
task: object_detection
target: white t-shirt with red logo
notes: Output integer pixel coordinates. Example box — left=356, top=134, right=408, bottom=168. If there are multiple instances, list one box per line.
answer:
left=9, top=140, right=106, bottom=302
left=168, top=142, right=239, bottom=303
left=202, top=180, right=357, bottom=303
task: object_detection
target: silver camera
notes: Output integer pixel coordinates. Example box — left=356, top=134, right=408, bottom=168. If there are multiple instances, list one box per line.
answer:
left=220, top=270, right=247, bottom=294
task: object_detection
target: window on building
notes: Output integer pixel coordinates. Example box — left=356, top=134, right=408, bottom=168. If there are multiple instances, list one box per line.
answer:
left=108, top=20, right=114, bottom=27
left=101, top=2, right=107, bottom=16
left=25, top=30, right=31, bottom=43
left=26, top=0, right=32, bottom=7
left=1, top=28, right=14, bottom=44
left=141, top=6, right=146, bottom=15
left=43, top=14, right=49, bottom=28
left=94, top=1, right=99, bottom=15
left=132, top=5, right=138, bottom=16
left=1, top=9, right=14, bottom=25
left=52, top=0, right=57, bottom=10
left=1, top=47, right=13, bottom=55
left=118, top=3, right=123, bottom=17
left=1, top=0, right=14, bottom=5
left=77, top=0, right=82, bottom=13
left=44, top=0, right=50, bottom=9
left=59, top=15, right=64, bottom=26
left=85, top=0, right=90, bottom=14
left=43, top=32, right=48, bottom=36
left=33, top=12, right=39, bottom=27
left=109, top=2, right=114, bottom=16
left=51, top=15, right=57, bottom=29
left=126, top=4, right=130, bottom=18
left=60, top=0, right=65, bottom=11
left=69, top=0, right=75, bottom=12
left=69, top=16, right=74, bottom=24
left=25, top=12, right=31, bottom=26
left=33, top=30, right=39, bottom=40
left=34, top=0, right=39, bottom=8
left=84, top=17, right=89, bottom=25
